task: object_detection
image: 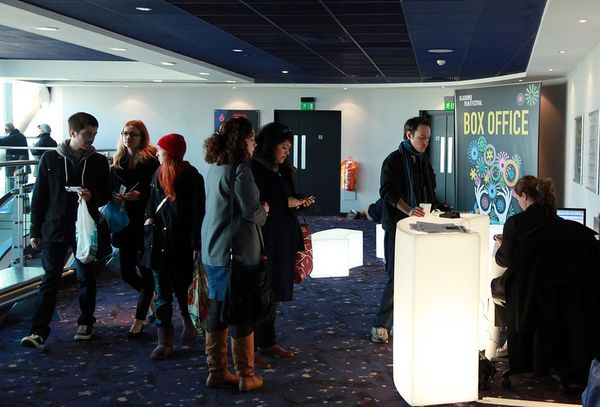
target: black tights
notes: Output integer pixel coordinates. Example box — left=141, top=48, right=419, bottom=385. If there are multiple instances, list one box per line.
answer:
left=207, top=299, right=252, bottom=339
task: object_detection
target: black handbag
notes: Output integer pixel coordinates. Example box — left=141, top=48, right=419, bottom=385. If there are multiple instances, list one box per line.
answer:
left=220, top=164, right=274, bottom=325
left=141, top=197, right=168, bottom=269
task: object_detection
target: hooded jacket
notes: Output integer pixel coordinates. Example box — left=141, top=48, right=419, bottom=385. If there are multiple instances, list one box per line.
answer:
left=30, top=139, right=111, bottom=243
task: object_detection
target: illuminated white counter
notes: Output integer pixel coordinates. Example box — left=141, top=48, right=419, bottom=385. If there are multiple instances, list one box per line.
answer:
left=393, top=215, right=486, bottom=406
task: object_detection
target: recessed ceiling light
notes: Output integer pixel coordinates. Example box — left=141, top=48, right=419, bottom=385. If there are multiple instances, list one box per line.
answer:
left=197, top=77, right=208, bottom=81
left=343, top=87, right=348, bottom=90
left=153, top=79, right=163, bottom=83
left=281, top=70, right=289, bottom=74
left=35, top=26, right=58, bottom=31
left=578, top=19, right=588, bottom=23
left=226, top=80, right=236, bottom=83
left=232, top=86, right=237, bottom=89
left=136, top=6, right=152, bottom=12
left=161, top=62, right=176, bottom=66
left=428, top=49, right=453, bottom=54
left=518, top=79, right=523, bottom=82
left=110, top=47, right=128, bottom=51
left=548, top=68, right=553, bottom=72
left=559, top=50, right=566, bottom=54
left=198, top=72, right=210, bottom=76
left=232, top=49, right=243, bottom=53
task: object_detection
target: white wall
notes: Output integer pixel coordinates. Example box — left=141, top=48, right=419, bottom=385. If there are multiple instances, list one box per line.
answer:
left=566, top=41, right=600, bottom=229
left=52, top=85, right=447, bottom=212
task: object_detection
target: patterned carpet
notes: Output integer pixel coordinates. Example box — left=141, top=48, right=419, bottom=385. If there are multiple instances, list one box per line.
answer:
left=0, top=216, right=584, bottom=406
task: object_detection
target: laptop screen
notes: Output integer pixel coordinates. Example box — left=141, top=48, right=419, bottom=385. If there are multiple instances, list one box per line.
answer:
left=556, top=208, right=586, bottom=225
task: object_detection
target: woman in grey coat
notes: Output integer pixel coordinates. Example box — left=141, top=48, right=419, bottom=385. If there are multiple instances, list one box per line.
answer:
left=201, top=117, right=268, bottom=392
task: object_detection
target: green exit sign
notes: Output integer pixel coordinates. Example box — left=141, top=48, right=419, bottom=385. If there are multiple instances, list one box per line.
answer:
left=301, top=101, right=315, bottom=111
left=444, top=101, right=455, bottom=111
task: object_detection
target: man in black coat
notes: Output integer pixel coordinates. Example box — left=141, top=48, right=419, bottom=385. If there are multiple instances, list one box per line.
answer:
left=20, top=112, right=111, bottom=350
left=31, top=123, right=57, bottom=160
left=371, top=116, right=437, bottom=344
left=1, top=122, right=29, bottom=190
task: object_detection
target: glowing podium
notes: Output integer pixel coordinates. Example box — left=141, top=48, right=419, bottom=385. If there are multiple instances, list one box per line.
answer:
left=393, top=215, right=484, bottom=406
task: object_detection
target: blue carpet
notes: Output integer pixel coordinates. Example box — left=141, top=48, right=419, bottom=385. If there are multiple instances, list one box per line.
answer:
left=0, top=216, right=583, bottom=406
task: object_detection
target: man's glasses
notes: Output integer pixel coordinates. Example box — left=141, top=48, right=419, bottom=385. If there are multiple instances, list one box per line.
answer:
left=121, top=131, right=141, bottom=137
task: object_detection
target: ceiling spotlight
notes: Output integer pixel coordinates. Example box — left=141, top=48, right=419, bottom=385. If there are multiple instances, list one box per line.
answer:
left=548, top=68, right=553, bottom=72
left=559, top=50, right=566, bottom=54
left=198, top=72, right=210, bottom=76
left=232, top=86, right=237, bottom=89
left=161, top=62, right=176, bottom=66
left=232, top=49, right=243, bottom=53
left=136, top=6, right=152, bottom=12
left=226, top=80, right=236, bottom=83
left=35, top=26, right=59, bottom=31
left=281, top=70, right=289, bottom=74
left=152, top=79, right=163, bottom=83
left=578, top=19, right=588, bottom=23
left=436, top=59, right=446, bottom=66
left=518, top=79, right=523, bottom=82
left=110, top=47, right=128, bottom=51
left=428, top=49, right=453, bottom=54
left=343, top=87, right=348, bottom=90
left=197, top=77, right=208, bottom=81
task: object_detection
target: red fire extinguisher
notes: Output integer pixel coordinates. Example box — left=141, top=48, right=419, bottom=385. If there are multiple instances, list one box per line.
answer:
left=341, top=156, right=357, bottom=191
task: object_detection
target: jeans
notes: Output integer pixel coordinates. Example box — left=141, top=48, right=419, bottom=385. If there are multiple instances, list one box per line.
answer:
left=153, top=267, right=192, bottom=328
left=30, top=241, right=98, bottom=339
left=372, top=230, right=396, bottom=331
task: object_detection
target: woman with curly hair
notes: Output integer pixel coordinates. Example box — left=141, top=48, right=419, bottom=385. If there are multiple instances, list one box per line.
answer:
left=110, top=120, right=159, bottom=337
left=201, top=117, right=268, bottom=392
left=145, top=133, right=205, bottom=360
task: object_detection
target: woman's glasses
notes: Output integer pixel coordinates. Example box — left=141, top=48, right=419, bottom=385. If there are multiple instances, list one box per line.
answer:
left=121, top=131, right=141, bottom=137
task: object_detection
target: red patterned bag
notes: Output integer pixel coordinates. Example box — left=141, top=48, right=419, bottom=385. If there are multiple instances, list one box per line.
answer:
left=294, top=223, right=313, bottom=284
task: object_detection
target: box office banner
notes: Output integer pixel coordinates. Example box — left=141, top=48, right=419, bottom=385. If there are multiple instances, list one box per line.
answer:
left=455, top=82, right=540, bottom=224
left=214, top=109, right=260, bottom=132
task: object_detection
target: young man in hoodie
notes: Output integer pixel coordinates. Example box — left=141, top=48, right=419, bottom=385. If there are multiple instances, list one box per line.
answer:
left=21, top=112, right=111, bottom=349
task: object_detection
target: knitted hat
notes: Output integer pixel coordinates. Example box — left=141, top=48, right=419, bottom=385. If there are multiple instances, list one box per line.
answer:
left=38, top=124, right=51, bottom=133
left=157, top=133, right=186, bottom=161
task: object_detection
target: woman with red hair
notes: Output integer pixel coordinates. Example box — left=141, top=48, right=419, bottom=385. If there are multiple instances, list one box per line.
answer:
left=144, top=133, right=205, bottom=360
left=111, top=120, right=159, bottom=338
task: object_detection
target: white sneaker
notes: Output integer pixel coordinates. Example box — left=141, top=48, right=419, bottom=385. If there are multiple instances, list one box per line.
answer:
left=21, top=334, right=45, bottom=349
left=370, top=327, right=389, bottom=343
left=74, top=325, right=94, bottom=341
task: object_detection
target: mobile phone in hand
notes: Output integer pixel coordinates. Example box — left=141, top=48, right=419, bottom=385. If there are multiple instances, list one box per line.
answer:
left=65, top=186, right=83, bottom=193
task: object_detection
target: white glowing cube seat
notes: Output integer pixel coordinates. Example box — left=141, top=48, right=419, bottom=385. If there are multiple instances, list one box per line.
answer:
left=311, top=228, right=363, bottom=278
left=376, top=224, right=384, bottom=258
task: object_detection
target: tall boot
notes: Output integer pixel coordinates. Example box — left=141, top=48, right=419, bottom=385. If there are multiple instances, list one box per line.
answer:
left=150, top=326, right=173, bottom=360
left=205, top=329, right=240, bottom=387
left=232, top=333, right=263, bottom=392
left=181, top=316, right=198, bottom=346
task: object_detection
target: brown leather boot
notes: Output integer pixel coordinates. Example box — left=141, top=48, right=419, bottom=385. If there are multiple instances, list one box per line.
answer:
left=205, top=329, right=240, bottom=387
left=232, top=333, right=263, bottom=392
left=181, top=316, right=197, bottom=346
left=150, top=326, right=173, bottom=360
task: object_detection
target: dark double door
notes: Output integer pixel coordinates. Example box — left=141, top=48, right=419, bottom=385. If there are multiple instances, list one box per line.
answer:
left=421, top=110, right=456, bottom=208
left=274, top=110, right=341, bottom=215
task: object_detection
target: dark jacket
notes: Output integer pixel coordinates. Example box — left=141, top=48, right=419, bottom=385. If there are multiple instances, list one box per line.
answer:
left=111, top=156, right=159, bottom=247
left=379, top=145, right=437, bottom=231
left=251, top=159, right=303, bottom=301
left=145, top=164, right=205, bottom=269
left=0, top=129, right=28, bottom=160
left=31, top=133, right=58, bottom=159
left=498, top=207, right=600, bottom=380
left=30, top=140, right=111, bottom=244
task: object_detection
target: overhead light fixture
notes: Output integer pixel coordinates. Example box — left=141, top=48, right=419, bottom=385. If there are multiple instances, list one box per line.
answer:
left=281, top=70, right=289, bottom=74
left=226, top=80, right=236, bottom=83
left=161, top=62, right=176, bottom=66
left=232, top=86, right=237, bottom=89
left=35, top=26, right=59, bottom=31
left=436, top=59, right=446, bottom=66
left=110, top=47, right=128, bottom=51
left=136, top=6, right=152, bottom=12
left=198, top=72, right=210, bottom=76
left=518, top=79, right=523, bottom=82
left=232, top=49, right=243, bottom=53
left=153, top=79, right=163, bottom=83
left=197, top=77, right=208, bottom=81
left=548, top=68, right=553, bottom=72
left=343, top=87, right=348, bottom=90
left=428, top=49, right=453, bottom=54
left=559, top=50, right=566, bottom=54
left=578, top=19, right=588, bottom=23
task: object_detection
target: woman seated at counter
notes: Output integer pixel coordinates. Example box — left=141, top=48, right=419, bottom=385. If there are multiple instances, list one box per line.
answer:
left=492, top=175, right=600, bottom=390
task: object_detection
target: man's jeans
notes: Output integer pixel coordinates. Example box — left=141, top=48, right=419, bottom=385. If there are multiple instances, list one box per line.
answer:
left=372, top=230, right=396, bottom=331
left=30, top=241, right=98, bottom=339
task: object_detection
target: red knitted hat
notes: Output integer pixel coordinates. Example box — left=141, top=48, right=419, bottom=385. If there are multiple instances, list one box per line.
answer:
left=157, top=133, right=186, bottom=161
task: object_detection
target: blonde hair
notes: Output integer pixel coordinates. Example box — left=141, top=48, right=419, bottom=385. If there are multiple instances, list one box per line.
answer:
left=112, top=120, right=153, bottom=169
